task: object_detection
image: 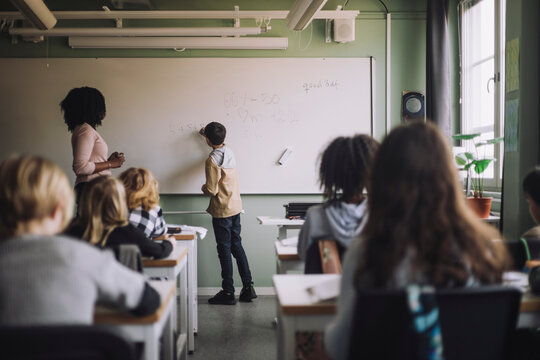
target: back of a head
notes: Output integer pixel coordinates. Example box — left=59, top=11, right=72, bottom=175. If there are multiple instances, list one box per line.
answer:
left=60, top=86, right=106, bottom=132
left=319, top=134, right=379, bottom=202
left=78, top=176, right=128, bottom=246
left=359, top=121, right=508, bottom=287
left=0, top=154, right=74, bottom=239
left=368, top=121, right=460, bottom=216
left=523, top=167, right=540, bottom=205
left=204, top=122, right=226, bottom=146
left=119, top=167, right=159, bottom=211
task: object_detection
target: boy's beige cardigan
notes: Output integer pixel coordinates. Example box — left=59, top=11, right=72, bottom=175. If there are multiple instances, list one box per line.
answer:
left=202, top=156, right=242, bottom=218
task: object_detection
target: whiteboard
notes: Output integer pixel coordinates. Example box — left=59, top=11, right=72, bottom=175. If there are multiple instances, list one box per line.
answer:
left=0, top=58, right=374, bottom=193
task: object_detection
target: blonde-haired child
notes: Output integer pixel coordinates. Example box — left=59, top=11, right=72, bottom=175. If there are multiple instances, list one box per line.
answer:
left=119, top=167, right=168, bottom=239
left=0, top=154, right=159, bottom=325
left=66, top=176, right=174, bottom=259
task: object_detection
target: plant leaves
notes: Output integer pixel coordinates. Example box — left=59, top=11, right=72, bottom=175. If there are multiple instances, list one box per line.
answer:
left=473, top=159, right=493, bottom=174
left=464, top=152, right=475, bottom=160
left=455, top=154, right=468, bottom=166
left=452, top=133, right=481, bottom=140
left=486, top=137, right=504, bottom=144
left=464, top=163, right=474, bottom=170
left=476, top=137, right=504, bottom=147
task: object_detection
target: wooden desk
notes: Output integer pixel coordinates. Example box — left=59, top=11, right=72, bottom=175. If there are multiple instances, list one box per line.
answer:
left=273, top=274, right=338, bottom=360
left=257, top=216, right=305, bottom=241
left=94, top=280, right=175, bottom=360
left=154, top=229, right=199, bottom=353
left=274, top=241, right=304, bottom=274
left=172, top=230, right=198, bottom=353
left=274, top=274, right=540, bottom=360
left=143, top=246, right=189, bottom=359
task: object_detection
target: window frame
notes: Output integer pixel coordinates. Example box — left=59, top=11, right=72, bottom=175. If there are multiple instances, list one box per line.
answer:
left=458, top=0, right=506, bottom=191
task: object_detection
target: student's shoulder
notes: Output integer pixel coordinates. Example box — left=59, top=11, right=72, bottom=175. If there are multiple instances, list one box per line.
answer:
left=523, top=225, right=540, bottom=239
left=305, top=204, right=325, bottom=218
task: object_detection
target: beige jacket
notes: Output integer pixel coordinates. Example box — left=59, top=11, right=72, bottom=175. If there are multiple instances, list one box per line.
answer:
left=202, top=148, right=242, bottom=218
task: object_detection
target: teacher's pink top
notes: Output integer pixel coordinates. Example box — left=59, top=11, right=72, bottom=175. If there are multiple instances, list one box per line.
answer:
left=71, top=123, right=111, bottom=184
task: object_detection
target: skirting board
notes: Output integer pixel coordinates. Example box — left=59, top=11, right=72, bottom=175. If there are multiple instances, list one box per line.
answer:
left=198, top=287, right=275, bottom=296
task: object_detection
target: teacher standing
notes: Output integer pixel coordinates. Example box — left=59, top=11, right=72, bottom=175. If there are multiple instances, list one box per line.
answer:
left=60, top=86, right=126, bottom=204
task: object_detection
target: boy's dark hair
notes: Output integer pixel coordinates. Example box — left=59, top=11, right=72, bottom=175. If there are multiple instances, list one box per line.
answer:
left=60, top=87, right=106, bottom=132
left=523, top=167, right=540, bottom=205
left=319, top=134, right=379, bottom=202
left=204, top=122, right=226, bottom=146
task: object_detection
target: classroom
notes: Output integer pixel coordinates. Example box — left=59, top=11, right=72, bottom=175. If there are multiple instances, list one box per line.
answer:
left=0, top=0, right=538, bottom=359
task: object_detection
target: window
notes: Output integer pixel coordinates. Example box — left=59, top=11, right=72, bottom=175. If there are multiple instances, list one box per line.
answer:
left=459, top=0, right=505, bottom=189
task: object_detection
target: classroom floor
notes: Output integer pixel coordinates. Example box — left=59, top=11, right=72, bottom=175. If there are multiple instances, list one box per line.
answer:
left=189, top=295, right=277, bottom=360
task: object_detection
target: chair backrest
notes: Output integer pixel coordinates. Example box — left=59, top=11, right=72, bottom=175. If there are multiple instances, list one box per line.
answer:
left=0, top=325, right=136, bottom=360
left=113, top=244, right=143, bottom=273
left=318, top=239, right=342, bottom=274
left=348, top=286, right=522, bottom=360
left=506, top=240, right=526, bottom=270
left=304, top=239, right=345, bottom=274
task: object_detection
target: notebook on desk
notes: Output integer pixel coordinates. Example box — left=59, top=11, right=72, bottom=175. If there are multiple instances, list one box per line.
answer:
left=305, top=275, right=340, bottom=304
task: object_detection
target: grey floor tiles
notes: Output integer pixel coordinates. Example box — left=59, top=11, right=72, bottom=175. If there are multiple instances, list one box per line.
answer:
left=189, top=295, right=277, bottom=360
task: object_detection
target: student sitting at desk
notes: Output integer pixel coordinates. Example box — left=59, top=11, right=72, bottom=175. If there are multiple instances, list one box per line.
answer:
left=66, top=176, right=175, bottom=259
left=324, top=122, right=510, bottom=360
left=522, top=167, right=540, bottom=242
left=297, top=134, right=379, bottom=272
left=0, top=155, right=159, bottom=325
left=119, top=167, right=172, bottom=240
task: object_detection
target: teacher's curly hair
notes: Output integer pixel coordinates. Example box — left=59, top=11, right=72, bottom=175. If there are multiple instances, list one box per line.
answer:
left=60, top=86, right=106, bottom=132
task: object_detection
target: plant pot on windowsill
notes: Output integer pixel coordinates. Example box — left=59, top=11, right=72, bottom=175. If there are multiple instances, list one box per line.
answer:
left=467, top=197, right=492, bottom=218
left=452, top=133, right=503, bottom=220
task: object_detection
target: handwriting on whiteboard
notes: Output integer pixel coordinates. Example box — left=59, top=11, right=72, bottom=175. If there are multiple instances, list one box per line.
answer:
left=168, top=121, right=205, bottom=136
left=223, top=91, right=299, bottom=138
left=302, top=80, right=339, bottom=94
left=167, top=91, right=299, bottom=138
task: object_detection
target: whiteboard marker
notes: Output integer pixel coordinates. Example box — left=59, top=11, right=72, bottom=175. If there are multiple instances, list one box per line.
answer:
left=278, top=148, right=293, bottom=165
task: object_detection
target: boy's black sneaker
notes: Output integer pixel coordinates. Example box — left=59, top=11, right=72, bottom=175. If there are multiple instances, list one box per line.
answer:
left=239, top=284, right=258, bottom=302
left=208, top=290, right=236, bottom=305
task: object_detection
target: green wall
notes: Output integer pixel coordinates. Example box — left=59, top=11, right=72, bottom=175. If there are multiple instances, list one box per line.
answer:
left=502, top=0, right=540, bottom=241
left=0, top=0, right=427, bottom=287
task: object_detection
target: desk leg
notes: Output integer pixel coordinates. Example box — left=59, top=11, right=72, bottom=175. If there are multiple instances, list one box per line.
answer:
left=278, top=226, right=287, bottom=241
left=192, top=238, right=198, bottom=335
left=143, top=326, right=160, bottom=360
left=277, top=311, right=295, bottom=360
left=180, top=261, right=191, bottom=355
left=163, top=310, right=174, bottom=360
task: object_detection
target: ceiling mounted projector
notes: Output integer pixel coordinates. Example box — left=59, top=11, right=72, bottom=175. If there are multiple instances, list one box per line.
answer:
left=285, top=0, right=328, bottom=31
left=10, top=0, right=57, bottom=30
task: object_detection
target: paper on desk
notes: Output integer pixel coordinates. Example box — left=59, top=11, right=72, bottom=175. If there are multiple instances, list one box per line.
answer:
left=280, top=236, right=298, bottom=247
left=305, top=276, right=340, bottom=303
left=503, top=271, right=529, bottom=288
left=168, top=224, right=208, bottom=239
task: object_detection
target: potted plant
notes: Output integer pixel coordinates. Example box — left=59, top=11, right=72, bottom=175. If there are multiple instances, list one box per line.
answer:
left=452, top=133, right=504, bottom=218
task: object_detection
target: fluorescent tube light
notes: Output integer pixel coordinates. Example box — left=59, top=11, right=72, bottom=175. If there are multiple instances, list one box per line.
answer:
left=286, top=0, right=328, bottom=31
left=10, top=27, right=267, bottom=37
left=9, top=0, right=56, bottom=30
left=68, top=36, right=288, bottom=50
left=0, top=9, right=359, bottom=21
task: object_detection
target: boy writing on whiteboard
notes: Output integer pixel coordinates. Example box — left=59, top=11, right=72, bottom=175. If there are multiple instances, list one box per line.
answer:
left=199, top=122, right=257, bottom=305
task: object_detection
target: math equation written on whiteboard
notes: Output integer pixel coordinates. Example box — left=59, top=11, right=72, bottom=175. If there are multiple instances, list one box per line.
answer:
left=222, top=91, right=299, bottom=138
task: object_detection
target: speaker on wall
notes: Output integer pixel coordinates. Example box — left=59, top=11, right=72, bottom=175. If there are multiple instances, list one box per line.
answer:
left=402, top=91, right=425, bottom=122
left=333, top=18, right=355, bottom=43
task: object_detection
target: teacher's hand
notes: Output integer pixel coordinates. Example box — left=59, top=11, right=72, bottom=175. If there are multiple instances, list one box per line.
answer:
left=108, top=152, right=126, bottom=168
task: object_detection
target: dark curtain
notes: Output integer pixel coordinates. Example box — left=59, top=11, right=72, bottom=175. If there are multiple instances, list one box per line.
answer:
left=426, top=0, right=451, bottom=137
